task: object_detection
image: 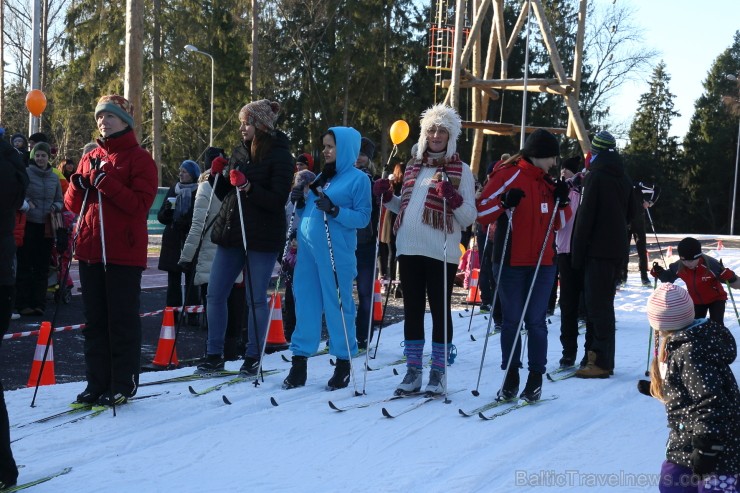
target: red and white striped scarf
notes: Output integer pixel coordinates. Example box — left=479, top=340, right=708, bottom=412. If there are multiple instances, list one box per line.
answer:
left=394, top=152, right=463, bottom=234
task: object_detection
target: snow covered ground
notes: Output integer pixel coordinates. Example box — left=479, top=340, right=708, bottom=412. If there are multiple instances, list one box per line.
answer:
left=5, top=245, right=740, bottom=492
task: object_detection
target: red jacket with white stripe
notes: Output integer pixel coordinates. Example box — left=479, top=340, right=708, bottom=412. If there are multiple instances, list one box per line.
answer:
left=476, top=158, right=571, bottom=267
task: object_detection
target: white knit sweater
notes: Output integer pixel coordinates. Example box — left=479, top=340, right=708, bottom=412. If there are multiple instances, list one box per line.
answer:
left=385, top=159, right=477, bottom=264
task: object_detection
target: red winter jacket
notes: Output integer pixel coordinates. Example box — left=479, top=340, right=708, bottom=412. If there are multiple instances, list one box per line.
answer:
left=476, top=158, right=571, bottom=267
left=658, top=255, right=728, bottom=305
left=64, top=130, right=157, bottom=268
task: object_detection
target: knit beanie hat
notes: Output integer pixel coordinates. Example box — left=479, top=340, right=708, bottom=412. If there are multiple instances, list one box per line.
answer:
left=521, top=128, right=560, bottom=159
left=180, top=159, right=201, bottom=181
left=28, top=132, right=48, bottom=143
left=294, top=169, right=317, bottom=189
left=647, top=283, right=696, bottom=332
left=591, top=130, right=616, bottom=154
left=30, top=142, right=51, bottom=160
left=95, top=95, right=135, bottom=129
left=415, top=104, right=462, bottom=160
left=239, top=99, right=280, bottom=133
left=360, top=137, right=375, bottom=160
left=296, top=153, right=314, bottom=171
left=677, top=237, right=702, bottom=260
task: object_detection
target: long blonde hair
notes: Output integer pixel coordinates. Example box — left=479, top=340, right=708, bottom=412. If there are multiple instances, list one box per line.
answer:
left=649, top=330, right=672, bottom=401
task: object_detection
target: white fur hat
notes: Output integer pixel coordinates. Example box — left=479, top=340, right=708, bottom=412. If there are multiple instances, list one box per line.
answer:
left=415, top=104, right=462, bottom=160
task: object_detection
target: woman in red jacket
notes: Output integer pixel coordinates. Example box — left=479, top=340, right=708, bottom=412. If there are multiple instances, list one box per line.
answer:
left=64, top=95, right=158, bottom=407
left=476, top=129, right=570, bottom=402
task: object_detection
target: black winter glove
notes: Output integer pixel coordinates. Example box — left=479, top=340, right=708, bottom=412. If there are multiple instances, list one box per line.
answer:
left=501, top=188, right=525, bottom=209
left=290, top=187, right=306, bottom=208
left=650, top=261, right=664, bottom=279
left=554, top=179, right=570, bottom=207
left=315, top=195, right=339, bottom=218
left=178, top=260, right=193, bottom=272
left=690, top=436, right=724, bottom=475
left=73, top=174, right=92, bottom=190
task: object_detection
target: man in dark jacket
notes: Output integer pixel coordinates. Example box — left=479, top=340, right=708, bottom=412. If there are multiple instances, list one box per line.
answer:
left=65, top=95, right=158, bottom=406
left=571, top=131, right=635, bottom=378
left=0, top=139, right=27, bottom=489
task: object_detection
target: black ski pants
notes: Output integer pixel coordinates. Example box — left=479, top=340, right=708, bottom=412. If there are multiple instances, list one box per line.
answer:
left=79, top=262, right=143, bottom=397
left=583, top=256, right=621, bottom=371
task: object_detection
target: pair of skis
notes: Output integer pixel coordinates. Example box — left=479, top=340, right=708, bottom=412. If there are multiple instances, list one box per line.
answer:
left=459, top=395, right=559, bottom=420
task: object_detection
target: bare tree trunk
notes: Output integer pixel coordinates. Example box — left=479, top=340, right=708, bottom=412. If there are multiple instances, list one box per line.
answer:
left=0, top=0, right=4, bottom=123
left=125, top=0, right=144, bottom=142
left=250, top=0, right=258, bottom=98
left=151, top=0, right=162, bottom=184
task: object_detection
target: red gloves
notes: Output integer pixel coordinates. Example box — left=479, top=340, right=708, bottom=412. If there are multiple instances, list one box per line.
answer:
left=211, top=156, right=228, bottom=175
left=230, top=170, right=248, bottom=190
left=719, top=268, right=737, bottom=283
left=372, top=179, right=393, bottom=203
left=435, top=181, right=463, bottom=209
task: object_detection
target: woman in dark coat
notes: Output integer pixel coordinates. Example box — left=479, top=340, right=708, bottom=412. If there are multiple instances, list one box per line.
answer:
left=158, top=159, right=200, bottom=322
left=197, top=99, right=294, bottom=376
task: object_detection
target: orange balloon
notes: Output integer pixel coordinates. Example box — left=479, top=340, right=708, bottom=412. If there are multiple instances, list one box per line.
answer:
left=25, top=90, right=47, bottom=117
left=389, top=120, right=410, bottom=145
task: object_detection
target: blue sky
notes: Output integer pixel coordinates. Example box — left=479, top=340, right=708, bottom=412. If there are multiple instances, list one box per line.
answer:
left=609, top=0, right=739, bottom=140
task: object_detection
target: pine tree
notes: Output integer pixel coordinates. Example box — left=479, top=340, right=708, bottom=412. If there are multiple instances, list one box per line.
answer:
left=623, top=61, right=683, bottom=231
left=682, top=31, right=740, bottom=233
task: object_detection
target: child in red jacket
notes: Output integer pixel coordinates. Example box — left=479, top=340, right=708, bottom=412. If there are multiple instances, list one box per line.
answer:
left=651, top=237, right=740, bottom=325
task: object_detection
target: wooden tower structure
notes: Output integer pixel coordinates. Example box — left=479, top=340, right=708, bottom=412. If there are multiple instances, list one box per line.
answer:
left=429, top=0, right=590, bottom=174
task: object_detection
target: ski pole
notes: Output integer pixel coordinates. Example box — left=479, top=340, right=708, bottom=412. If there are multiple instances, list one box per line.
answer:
left=467, top=225, right=489, bottom=333
left=471, top=214, right=512, bottom=396
left=496, top=200, right=560, bottom=400
left=253, top=202, right=299, bottom=385
left=233, top=185, right=265, bottom=385
left=726, top=280, right=740, bottom=328
left=440, top=173, right=452, bottom=404
left=360, top=193, right=385, bottom=394
left=313, top=184, right=360, bottom=396
left=30, top=189, right=90, bottom=408
left=645, top=208, right=666, bottom=268
left=167, top=172, right=221, bottom=368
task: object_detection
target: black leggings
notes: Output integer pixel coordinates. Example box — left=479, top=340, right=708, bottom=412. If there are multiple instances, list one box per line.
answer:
left=695, top=300, right=726, bottom=325
left=398, top=255, right=457, bottom=344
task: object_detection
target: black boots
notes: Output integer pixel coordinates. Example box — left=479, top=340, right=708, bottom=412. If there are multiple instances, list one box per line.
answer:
left=283, top=356, right=307, bottom=389
left=520, top=371, right=542, bottom=403
left=326, top=359, right=351, bottom=391
left=497, top=366, right=519, bottom=401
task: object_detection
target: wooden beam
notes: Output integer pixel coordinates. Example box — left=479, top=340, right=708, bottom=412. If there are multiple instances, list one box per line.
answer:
left=441, top=77, right=572, bottom=95
left=506, top=0, right=528, bottom=58
left=567, top=0, right=587, bottom=139
left=449, top=0, right=466, bottom=110
left=530, top=0, right=590, bottom=152
left=493, top=0, right=508, bottom=77
left=459, top=0, right=492, bottom=69
left=460, top=71, right=500, bottom=99
left=462, top=120, right=569, bottom=136
left=471, top=4, right=500, bottom=175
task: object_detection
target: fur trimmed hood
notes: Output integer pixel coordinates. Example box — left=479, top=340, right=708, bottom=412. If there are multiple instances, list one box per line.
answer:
left=415, top=104, right=462, bottom=160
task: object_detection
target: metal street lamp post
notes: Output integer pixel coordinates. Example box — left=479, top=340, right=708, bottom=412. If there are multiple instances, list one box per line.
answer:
left=184, top=44, right=214, bottom=147
left=728, top=74, right=740, bottom=235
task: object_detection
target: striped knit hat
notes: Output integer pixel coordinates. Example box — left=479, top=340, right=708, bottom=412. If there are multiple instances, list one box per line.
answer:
left=647, top=283, right=695, bottom=332
left=239, top=99, right=280, bottom=134
left=95, top=95, right=135, bottom=128
left=591, top=130, right=616, bottom=154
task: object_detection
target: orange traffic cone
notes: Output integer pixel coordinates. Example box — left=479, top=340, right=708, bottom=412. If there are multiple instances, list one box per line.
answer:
left=152, top=307, right=178, bottom=367
left=266, top=294, right=288, bottom=347
left=718, top=240, right=724, bottom=251
left=667, top=246, right=673, bottom=257
left=27, top=321, right=55, bottom=387
left=466, top=268, right=482, bottom=304
left=373, top=279, right=383, bottom=323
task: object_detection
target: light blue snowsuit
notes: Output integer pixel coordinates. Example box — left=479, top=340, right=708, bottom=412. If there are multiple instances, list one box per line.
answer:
left=290, top=127, right=371, bottom=360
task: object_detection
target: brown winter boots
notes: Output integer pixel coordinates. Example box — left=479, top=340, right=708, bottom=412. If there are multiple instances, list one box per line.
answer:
left=575, top=351, right=611, bottom=379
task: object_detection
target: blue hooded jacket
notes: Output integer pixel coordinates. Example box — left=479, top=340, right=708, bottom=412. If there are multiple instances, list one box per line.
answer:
left=297, top=127, right=371, bottom=264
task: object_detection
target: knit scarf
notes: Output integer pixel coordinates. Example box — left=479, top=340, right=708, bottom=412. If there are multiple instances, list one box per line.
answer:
left=394, top=151, right=463, bottom=234
left=174, top=182, right=198, bottom=222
